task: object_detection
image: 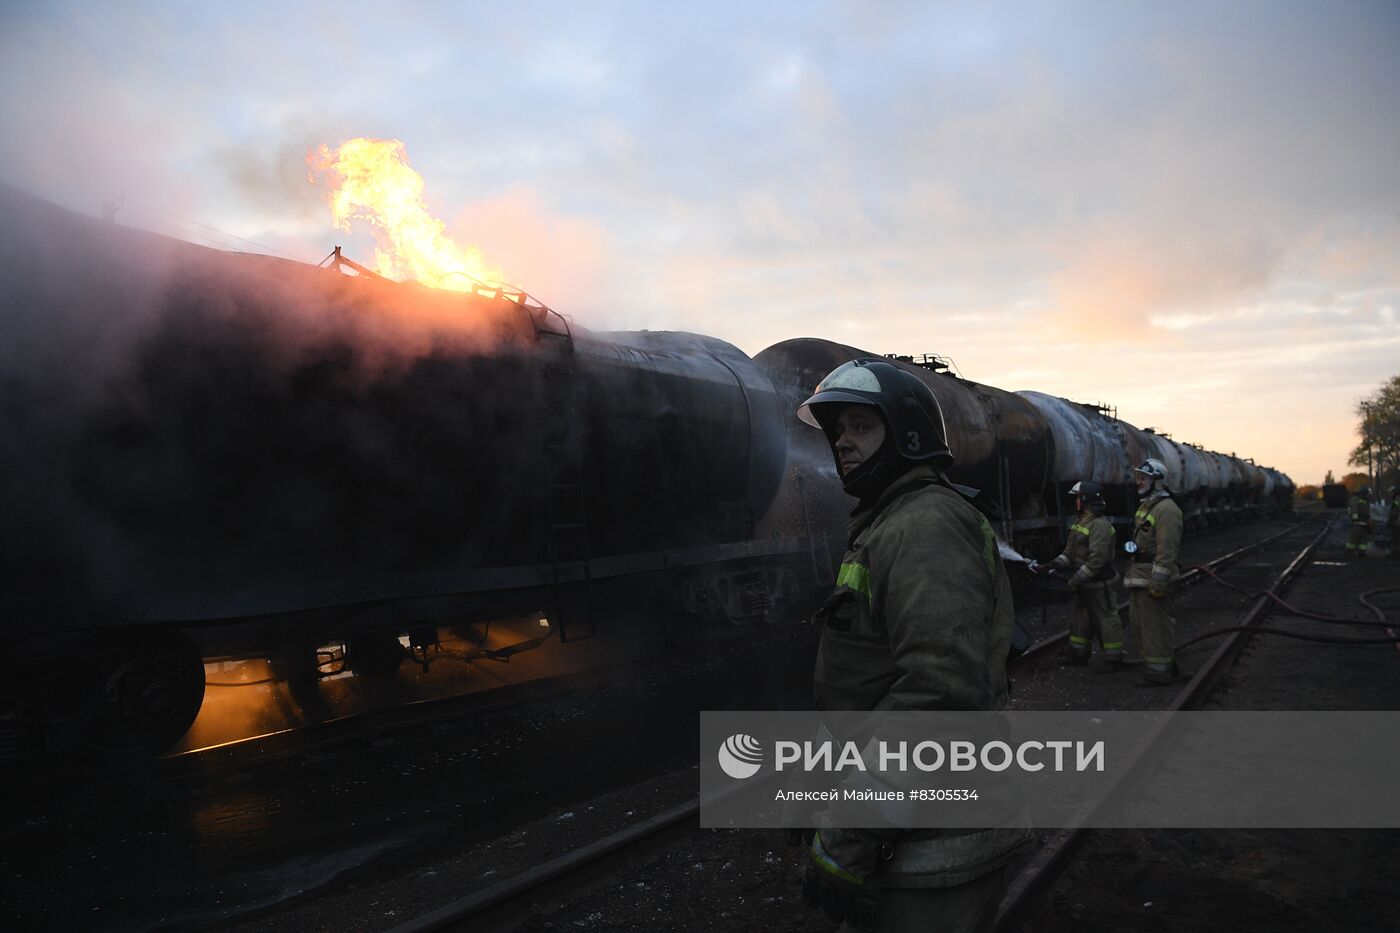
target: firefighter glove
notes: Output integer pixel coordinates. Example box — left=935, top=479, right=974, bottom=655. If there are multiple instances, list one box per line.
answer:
left=803, top=830, right=882, bottom=931
left=1149, top=569, right=1170, bottom=599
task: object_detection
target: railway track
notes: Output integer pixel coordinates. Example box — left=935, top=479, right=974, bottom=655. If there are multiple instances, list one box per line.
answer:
left=4, top=517, right=1316, bottom=931
left=991, top=520, right=1332, bottom=930
left=0, top=621, right=814, bottom=817
left=375, top=518, right=1324, bottom=933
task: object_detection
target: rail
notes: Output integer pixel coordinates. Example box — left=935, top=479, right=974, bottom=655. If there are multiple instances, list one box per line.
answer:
left=992, top=522, right=1330, bottom=931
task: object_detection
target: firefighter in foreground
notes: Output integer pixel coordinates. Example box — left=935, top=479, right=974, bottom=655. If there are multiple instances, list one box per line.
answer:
left=1032, top=481, right=1122, bottom=669
left=1347, top=486, right=1373, bottom=557
left=794, top=359, right=1031, bottom=933
left=1123, top=459, right=1184, bottom=685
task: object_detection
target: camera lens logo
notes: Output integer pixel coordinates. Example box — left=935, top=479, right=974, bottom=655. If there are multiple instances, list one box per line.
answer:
left=718, top=733, right=764, bottom=779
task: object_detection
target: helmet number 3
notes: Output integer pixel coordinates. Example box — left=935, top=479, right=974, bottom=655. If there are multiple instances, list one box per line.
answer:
left=906, top=431, right=921, bottom=451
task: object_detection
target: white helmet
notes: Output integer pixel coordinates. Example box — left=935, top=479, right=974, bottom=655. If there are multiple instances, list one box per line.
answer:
left=1135, top=458, right=1169, bottom=488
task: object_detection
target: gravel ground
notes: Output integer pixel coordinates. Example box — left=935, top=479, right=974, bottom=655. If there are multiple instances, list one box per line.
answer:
left=1012, top=518, right=1400, bottom=933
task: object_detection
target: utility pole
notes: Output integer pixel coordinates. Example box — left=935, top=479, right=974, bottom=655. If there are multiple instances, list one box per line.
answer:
left=1362, top=401, right=1374, bottom=492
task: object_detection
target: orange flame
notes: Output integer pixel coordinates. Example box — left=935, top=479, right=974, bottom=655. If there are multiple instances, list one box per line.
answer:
left=308, top=138, right=503, bottom=291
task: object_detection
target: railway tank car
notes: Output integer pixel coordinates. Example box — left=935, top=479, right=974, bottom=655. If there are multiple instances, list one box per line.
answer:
left=752, top=339, right=1054, bottom=551
left=0, top=184, right=1293, bottom=761
left=753, top=339, right=1293, bottom=565
left=0, top=186, right=804, bottom=759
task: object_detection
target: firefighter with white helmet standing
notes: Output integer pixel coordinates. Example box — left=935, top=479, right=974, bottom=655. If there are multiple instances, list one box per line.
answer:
left=1033, top=481, right=1122, bottom=669
left=1123, top=458, right=1184, bottom=685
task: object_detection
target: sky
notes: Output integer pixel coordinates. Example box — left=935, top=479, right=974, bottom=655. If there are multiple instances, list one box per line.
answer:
left=2, top=1, right=1397, bottom=485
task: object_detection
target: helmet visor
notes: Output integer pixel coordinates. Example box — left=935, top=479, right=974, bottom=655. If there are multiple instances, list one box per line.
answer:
left=796, top=362, right=885, bottom=428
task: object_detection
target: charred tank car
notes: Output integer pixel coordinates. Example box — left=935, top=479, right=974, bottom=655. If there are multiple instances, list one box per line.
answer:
left=0, top=186, right=801, bottom=759
left=0, top=186, right=1293, bottom=760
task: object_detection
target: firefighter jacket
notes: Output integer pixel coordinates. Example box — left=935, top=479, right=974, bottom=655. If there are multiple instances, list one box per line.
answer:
left=1049, top=510, right=1118, bottom=589
left=1123, top=491, right=1183, bottom=594
left=1349, top=494, right=1372, bottom=527
left=812, top=463, right=1032, bottom=888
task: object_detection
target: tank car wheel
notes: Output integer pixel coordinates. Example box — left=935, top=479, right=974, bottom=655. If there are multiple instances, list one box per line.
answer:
left=77, top=632, right=206, bottom=759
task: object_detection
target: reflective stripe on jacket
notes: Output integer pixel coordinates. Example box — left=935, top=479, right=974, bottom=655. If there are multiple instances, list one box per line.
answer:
left=1052, top=510, right=1118, bottom=588
left=1123, top=492, right=1183, bottom=589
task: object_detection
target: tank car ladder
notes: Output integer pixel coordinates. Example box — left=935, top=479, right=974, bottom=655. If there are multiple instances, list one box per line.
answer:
left=538, top=344, right=597, bottom=643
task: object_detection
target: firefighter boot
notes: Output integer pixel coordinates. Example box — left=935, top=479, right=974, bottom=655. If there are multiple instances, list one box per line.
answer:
left=1092, top=655, right=1123, bottom=673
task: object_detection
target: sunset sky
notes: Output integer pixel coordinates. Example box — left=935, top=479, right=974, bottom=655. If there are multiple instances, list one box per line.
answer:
left=3, top=1, right=1397, bottom=485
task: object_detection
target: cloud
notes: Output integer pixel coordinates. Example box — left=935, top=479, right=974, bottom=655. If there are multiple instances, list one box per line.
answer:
left=2, top=0, right=1398, bottom=486
left=448, top=184, right=617, bottom=322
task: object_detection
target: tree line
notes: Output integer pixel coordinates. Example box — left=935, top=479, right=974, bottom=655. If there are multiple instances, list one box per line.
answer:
left=1295, top=373, right=1399, bottom=501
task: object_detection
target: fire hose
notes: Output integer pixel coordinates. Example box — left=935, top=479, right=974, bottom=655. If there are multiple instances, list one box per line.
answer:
left=1174, top=567, right=1400, bottom=651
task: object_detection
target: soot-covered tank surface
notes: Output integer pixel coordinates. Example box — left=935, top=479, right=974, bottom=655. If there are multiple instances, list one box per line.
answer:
left=0, top=185, right=1292, bottom=763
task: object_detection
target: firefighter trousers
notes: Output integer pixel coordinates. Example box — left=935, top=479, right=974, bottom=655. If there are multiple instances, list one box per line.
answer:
left=1347, top=524, right=1371, bottom=553
left=1130, top=588, right=1175, bottom=675
left=1068, top=585, right=1122, bottom=660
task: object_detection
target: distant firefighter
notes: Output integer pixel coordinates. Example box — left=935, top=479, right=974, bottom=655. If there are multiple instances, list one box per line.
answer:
left=1388, top=487, right=1400, bottom=549
left=1347, top=486, right=1373, bottom=557
left=1034, top=481, right=1122, bottom=670
left=1124, top=459, right=1184, bottom=685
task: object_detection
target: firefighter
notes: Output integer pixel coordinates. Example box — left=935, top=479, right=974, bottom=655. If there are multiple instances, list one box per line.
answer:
left=1032, top=481, right=1122, bottom=669
left=1123, top=458, right=1183, bottom=685
left=1347, top=486, right=1373, bottom=558
left=794, top=358, right=1031, bottom=932
left=1388, top=486, right=1400, bottom=552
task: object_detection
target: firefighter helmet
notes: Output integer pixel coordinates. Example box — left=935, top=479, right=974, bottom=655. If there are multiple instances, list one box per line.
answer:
left=1070, top=480, right=1107, bottom=511
left=1135, top=458, right=1169, bottom=486
left=798, top=359, right=953, bottom=467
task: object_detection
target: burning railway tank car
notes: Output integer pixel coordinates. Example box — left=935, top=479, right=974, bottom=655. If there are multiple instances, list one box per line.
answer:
left=0, top=185, right=1292, bottom=760
left=0, top=186, right=805, bottom=759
